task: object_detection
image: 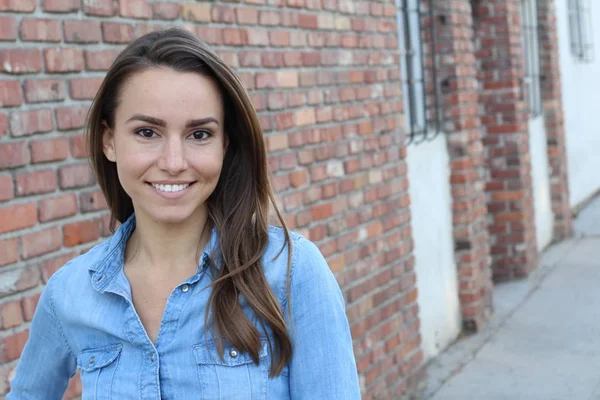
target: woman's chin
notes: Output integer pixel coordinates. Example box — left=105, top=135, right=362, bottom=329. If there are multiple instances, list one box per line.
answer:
left=143, top=208, right=203, bottom=226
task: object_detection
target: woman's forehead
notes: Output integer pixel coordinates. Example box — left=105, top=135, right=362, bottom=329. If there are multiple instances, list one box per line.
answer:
left=116, top=68, right=224, bottom=124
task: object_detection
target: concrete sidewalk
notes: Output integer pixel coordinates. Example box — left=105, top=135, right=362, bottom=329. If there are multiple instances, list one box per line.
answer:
left=425, top=196, right=600, bottom=400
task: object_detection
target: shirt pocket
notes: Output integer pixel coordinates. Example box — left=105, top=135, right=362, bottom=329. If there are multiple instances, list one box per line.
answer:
left=76, top=344, right=122, bottom=400
left=192, top=339, right=268, bottom=400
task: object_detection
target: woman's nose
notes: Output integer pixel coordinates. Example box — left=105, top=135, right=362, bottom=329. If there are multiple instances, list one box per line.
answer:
left=158, top=138, right=188, bottom=174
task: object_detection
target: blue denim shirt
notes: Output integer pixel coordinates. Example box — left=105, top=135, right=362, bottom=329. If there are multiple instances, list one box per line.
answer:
left=7, top=215, right=361, bottom=399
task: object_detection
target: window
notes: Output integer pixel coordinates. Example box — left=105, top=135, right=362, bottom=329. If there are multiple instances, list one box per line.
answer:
left=568, top=0, right=594, bottom=62
left=396, top=0, right=442, bottom=144
left=521, top=0, right=543, bottom=117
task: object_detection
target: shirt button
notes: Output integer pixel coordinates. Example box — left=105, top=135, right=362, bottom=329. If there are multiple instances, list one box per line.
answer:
left=89, top=356, right=95, bottom=364
left=181, top=284, right=189, bottom=293
left=229, top=349, right=238, bottom=358
left=150, top=353, right=155, bottom=362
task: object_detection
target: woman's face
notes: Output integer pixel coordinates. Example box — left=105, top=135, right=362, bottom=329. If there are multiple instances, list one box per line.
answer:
left=103, top=67, right=226, bottom=226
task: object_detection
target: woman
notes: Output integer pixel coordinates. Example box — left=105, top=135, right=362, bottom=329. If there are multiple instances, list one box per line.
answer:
left=7, top=28, right=361, bottom=399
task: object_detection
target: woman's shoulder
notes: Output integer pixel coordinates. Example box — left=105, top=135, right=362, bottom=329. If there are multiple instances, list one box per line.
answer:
left=264, top=225, right=314, bottom=263
left=264, top=225, right=333, bottom=283
left=45, top=237, right=113, bottom=291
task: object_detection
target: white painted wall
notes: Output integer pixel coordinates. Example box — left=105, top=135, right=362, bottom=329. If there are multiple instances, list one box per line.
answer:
left=407, top=135, right=461, bottom=361
left=556, top=2, right=600, bottom=208
left=529, top=117, right=554, bottom=251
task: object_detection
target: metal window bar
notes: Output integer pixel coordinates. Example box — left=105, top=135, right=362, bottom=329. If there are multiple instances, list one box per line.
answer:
left=396, top=0, right=443, bottom=145
left=521, top=0, right=542, bottom=117
left=569, top=0, right=594, bottom=62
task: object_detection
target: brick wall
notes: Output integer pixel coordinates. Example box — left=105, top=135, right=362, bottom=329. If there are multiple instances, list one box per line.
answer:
left=471, top=0, right=572, bottom=281
left=472, top=0, right=540, bottom=280
left=537, top=0, right=572, bottom=240
left=0, top=0, right=422, bottom=398
left=435, top=0, right=493, bottom=332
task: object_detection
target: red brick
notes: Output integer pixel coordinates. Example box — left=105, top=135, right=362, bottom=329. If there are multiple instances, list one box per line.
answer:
left=63, top=219, right=102, bottom=247
left=21, top=293, right=41, bottom=322
left=59, top=164, right=95, bottom=189
left=56, top=106, right=88, bottom=130
left=83, top=0, right=115, bottom=16
left=287, top=0, right=304, bottom=7
left=19, top=18, right=61, bottom=42
left=152, top=2, right=181, bottom=20
left=236, top=7, right=259, bottom=25
left=298, top=14, right=318, bottom=29
left=245, top=28, right=268, bottom=46
left=70, top=134, right=87, bottom=158
left=0, top=49, right=42, bottom=74
left=212, top=5, right=235, bottom=23
left=80, top=190, right=108, bottom=212
left=69, top=78, right=103, bottom=100
left=0, top=0, right=36, bottom=12
left=30, top=137, right=69, bottom=163
left=0, top=17, right=17, bottom=41
left=0, top=142, right=29, bottom=168
left=44, top=48, right=84, bottom=72
left=0, top=175, right=13, bottom=202
left=259, top=10, right=280, bottom=25
left=223, top=29, right=247, bottom=46
left=102, top=22, right=134, bottom=43
left=0, top=80, right=22, bottom=107
left=269, top=31, right=289, bottom=47
left=84, top=49, right=120, bottom=71
left=0, top=239, right=18, bottom=267
left=9, top=109, right=53, bottom=136
left=135, top=23, right=169, bottom=38
left=312, top=203, right=333, bottom=221
left=1, top=330, right=29, bottom=362
left=15, top=169, right=56, bottom=196
left=120, top=0, right=151, bottom=19
left=42, top=0, right=79, bottom=12
left=24, top=79, right=66, bottom=103
left=20, top=227, right=62, bottom=259
left=41, top=252, right=76, bottom=282
left=64, top=20, right=101, bottom=43
left=0, top=113, right=7, bottom=138
left=0, top=203, right=37, bottom=234
left=182, top=3, right=211, bottom=22
left=290, top=170, right=308, bottom=188
left=39, top=193, right=77, bottom=222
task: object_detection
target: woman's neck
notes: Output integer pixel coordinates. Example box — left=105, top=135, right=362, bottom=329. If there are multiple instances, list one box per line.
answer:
left=124, top=208, right=211, bottom=275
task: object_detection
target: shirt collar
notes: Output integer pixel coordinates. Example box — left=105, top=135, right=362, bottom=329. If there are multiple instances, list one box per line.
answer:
left=89, top=213, right=220, bottom=292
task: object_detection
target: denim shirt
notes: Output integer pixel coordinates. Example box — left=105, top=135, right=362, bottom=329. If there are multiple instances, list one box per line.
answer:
left=7, top=215, right=361, bottom=400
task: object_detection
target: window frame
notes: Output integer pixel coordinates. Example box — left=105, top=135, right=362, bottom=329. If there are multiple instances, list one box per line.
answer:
left=396, top=0, right=443, bottom=144
left=568, top=0, right=594, bottom=62
left=521, top=0, right=543, bottom=117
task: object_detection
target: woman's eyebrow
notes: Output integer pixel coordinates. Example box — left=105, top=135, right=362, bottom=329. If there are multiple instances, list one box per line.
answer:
left=126, top=114, right=219, bottom=127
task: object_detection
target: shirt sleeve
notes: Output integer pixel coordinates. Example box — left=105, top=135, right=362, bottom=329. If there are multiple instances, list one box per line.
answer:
left=7, top=268, right=77, bottom=400
left=285, top=236, right=362, bottom=400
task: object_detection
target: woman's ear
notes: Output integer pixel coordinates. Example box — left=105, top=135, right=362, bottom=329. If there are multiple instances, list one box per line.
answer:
left=102, top=123, right=116, bottom=162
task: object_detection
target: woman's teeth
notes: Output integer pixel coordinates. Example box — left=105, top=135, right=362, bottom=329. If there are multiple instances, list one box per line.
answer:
left=151, top=183, right=190, bottom=193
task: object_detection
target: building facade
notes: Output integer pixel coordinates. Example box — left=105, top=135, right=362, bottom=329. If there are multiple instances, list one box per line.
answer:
left=0, top=0, right=588, bottom=398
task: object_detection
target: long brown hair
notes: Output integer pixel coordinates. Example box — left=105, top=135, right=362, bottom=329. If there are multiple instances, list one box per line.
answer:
left=86, top=28, right=292, bottom=376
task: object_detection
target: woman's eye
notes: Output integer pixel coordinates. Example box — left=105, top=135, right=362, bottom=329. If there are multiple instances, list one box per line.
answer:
left=136, top=128, right=156, bottom=138
left=189, top=130, right=211, bottom=140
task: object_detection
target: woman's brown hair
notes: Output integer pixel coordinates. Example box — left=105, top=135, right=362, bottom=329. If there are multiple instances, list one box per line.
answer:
left=86, top=27, right=292, bottom=376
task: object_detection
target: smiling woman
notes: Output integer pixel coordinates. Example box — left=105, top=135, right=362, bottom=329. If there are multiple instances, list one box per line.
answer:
left=7, top=28, right=361, bottom=399
left=102, top=68, right=226, bottom=227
